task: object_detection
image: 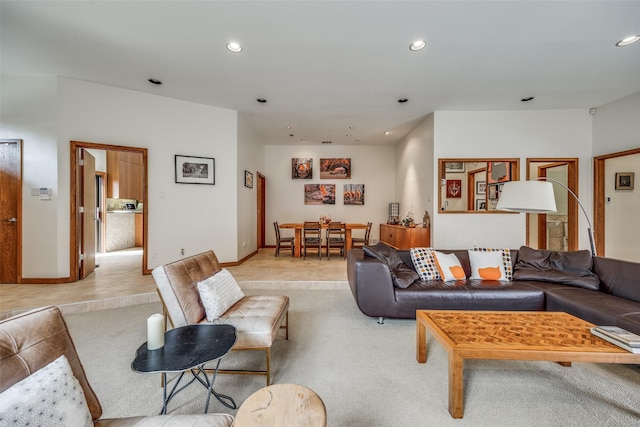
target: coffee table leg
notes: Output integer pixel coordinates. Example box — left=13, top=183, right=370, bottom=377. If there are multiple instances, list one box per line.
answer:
left=448, top=352, right=464, bottom=418
left=416, top=318, right=427, bottom=363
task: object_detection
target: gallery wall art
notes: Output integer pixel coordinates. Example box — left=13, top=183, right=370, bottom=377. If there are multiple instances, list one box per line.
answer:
left=175, top=155, right=215, bottom=185
left=304, top=184, right=336, bottom=205
left=292, top=158, right=313, bottom=179
left=344, top=184, right=365, bottom=205
left=320, top=158, right=351, bottom=179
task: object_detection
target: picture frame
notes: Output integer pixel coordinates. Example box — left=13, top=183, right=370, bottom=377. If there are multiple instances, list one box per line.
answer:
left=292, top=158, right=313, bottom=179
left=175, top=155, right=215, bottom=185
left=344, top=184, right=365, bottom=205
left=488, top=184, right=499, bottom=200
left=476, top=181, right=486, bottom=195
left=304, top=184, right=336, bottom=205
left=615, top=172, right=634, bottom=190
left=446, top=179, right=462, bottom=198
left=476, top=199, right=487, bottom=211
left=320, top=158, right=351, bottom=179
left=445, top=162, right=465, bottom=173
left=244, top=170, right=254, bottom=188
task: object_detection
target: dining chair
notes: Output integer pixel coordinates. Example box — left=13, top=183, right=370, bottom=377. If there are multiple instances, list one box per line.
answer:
left=273, top=222, right=294, bottom=257
left=303, top=221, right=322, bottom=259
left=351, top=222, right=372, bottom=249
left=326, top=222, right=346, bottom=259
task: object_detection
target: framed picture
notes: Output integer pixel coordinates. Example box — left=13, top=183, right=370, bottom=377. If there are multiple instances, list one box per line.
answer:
left=615, top=172, right=634, bottom=190
left=476, top=181, right=486, bottom=195
left=488, top=184, right=499, bottom=200
left=487, top=162, right=511, bottom=183
left=344, top=184, right=365, bottom=205
left=304, top=184, right=336, bottom=205
left=446, top=179, right=462, bottom=198
left=175, top=155, right=214, bottom=185
left=476, top=199, right=487, bottom=211
left=292, top=158, right=313, bottom=179
left=445, top=162, right=465, bottom=173
left=320, top=158, right=351, bottom=179
left=244, top=170, right=253, bottom=188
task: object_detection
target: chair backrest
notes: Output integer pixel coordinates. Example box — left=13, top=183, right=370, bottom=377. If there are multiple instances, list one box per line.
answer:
left=274, top=221, right=281, bottom=240
left=365, top=222, right=373, bottom=240
left=0, top=306, right=103, bottom=422
left=303, top=221, right=321, bottom=239
left=152, top=250, right=222, bottom=328
left=327, top=222, right=345, bottom=238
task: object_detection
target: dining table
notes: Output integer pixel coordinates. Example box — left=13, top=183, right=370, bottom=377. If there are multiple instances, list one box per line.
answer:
left=278, top=222, right=369, bottom=258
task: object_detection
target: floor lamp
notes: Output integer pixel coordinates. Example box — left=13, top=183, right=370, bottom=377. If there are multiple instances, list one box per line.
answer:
left=496, top=178, right=597, bottom=256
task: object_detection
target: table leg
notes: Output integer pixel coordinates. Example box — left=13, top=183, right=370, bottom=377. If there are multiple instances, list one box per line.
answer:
left=193, top=361, right=236, bottom=412
left=416, top=319, right=427, bottom=363
left=448, top=352, right=464, bottom=418
left=345, top=229, right=353, bottom=253
left=294, top=229, right=302, bottom=258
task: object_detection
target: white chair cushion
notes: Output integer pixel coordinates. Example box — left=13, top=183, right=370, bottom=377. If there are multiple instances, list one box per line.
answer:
left=197, top=268, right=245, bottom=321
left=129, top=414, right=234, bottom=426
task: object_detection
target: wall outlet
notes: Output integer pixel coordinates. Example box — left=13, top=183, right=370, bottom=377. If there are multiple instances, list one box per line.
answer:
left=242, top=241, right=246, bottom=247
left=180, top=248, right=185, bottom=255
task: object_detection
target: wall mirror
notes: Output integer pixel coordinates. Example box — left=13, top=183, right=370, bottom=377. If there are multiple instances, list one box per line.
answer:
left=438, top=158, right=520, bottom=213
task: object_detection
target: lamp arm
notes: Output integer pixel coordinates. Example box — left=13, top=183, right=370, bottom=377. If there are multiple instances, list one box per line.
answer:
left=536, top=177, right=597, bottom=255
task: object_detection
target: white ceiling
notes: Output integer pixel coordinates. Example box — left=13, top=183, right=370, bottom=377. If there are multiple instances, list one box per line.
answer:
left=2, top=1, right=639, bottom=146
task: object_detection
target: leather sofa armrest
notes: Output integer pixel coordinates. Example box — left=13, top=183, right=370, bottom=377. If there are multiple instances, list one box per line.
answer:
left=347, top=250, right=398, bottom=317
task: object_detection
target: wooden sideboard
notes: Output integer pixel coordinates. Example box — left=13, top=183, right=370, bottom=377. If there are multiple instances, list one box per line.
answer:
left=379, top=223, right=430, bottom=249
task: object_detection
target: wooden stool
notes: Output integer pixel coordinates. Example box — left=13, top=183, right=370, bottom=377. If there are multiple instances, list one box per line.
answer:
left=234, top=383, right=327, bottom=427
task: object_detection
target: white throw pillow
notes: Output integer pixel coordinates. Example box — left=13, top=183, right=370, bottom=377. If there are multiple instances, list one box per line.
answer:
left=0, top=355, right=92, bottom=427
left=410, top=247, right=441, bottom=280
left=197, top=268, right=245, bottom=321
left=468, top=250, right=508, bottom=281
left=433, top=251, right=466, bottom=282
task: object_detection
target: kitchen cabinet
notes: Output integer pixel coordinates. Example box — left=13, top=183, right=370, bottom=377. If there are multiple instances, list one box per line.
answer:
left=134, top=213, right=143, bottom=247
left=107, top=151, right=143, bottom=200
left=379, top=224, right=430, bottom=249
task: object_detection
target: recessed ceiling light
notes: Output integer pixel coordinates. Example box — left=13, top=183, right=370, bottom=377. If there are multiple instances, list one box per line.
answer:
left=398, top=98, right=408, bottom=103
left=286, top=126, right=292, bottom=129
left=322, top=141, right=332, bottom=144
left=616, top=35, right=640, bottom=47
left=409, top=40, right=426, bottom=51
left=256, top=98, right=267, bottom=103
left=521, top=96, right=535, bottom=102
left=346, top=134, right=352, bottom=137
left=226, top=41, right=243, bottom=53
left=147, top=78, right=162, bottom=85
left=385, top=131, right=391, bottom=135
left=348, top=125, right=355, bottom=129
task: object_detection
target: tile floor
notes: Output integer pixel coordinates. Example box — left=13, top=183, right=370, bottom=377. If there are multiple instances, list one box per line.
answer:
left=0, top=247, right=348, bottom=318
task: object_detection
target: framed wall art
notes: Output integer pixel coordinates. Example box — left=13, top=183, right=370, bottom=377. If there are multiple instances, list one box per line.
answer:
left=476, top=181, right=486, bottom=195
left=476, top=199, right=487, bottom=210
left=292, top=158, right=313, bottom=179
left=175, top=155, right=215, bottom=185
left=304, top=184, right=336, bottom=205
left=344, top=184, right=365, bottom=205
left=445, top=162, right=465, bottom=173
left=320, top=158, right=351, bottom=179
left=244, top=170, right=254, bottom=188
left=615, top=172, right=634, bottom=190
left=446, top=179, right=462, bottom=198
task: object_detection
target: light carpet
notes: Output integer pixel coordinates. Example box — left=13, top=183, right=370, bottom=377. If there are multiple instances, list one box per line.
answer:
left=65, top=289, right=640, bottom=426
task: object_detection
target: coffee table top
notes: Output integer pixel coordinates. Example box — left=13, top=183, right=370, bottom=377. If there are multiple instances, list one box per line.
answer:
left=417, top=310, right=640, bottom=361
left=131, top=324, right=237, bottom=373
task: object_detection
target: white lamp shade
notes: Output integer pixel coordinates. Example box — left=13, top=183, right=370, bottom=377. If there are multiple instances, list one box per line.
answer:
left=496, top=181, right=557, bottom=213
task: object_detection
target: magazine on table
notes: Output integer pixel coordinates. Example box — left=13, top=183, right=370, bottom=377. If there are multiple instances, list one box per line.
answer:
left=590, top=326, right=640, bottom=353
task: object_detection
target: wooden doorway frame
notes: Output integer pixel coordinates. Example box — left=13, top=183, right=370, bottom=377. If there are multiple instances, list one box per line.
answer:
left=256, top=172, right=266, bottom=248
left=0, top=139, right=23, bottom=283
left=70, top=141, right=149, bottom=282
left=594, top=147, right=640, bottom=256
left=526, top=158, right=579, bottom=251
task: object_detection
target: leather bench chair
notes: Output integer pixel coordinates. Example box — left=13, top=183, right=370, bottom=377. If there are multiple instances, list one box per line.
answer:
left=152, top=250, right=289, bottom=386
left=0, top=306, right=234, bottom=426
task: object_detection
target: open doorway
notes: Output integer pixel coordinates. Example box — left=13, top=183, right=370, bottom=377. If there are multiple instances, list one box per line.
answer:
left=526, top=158, right=579, bottom=251
left=70, top=141, right=148, bottom=282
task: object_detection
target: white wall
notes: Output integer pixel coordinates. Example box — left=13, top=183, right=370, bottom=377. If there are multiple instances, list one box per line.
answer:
left=592, top=91, right=640, bottom=156
left=264, top=145, right=396, bottom=245
left=237, top=114, right=265, bottom=259
left=430, top=110, right=593, bottom=250
left=396, top=114, right=434, bottom=228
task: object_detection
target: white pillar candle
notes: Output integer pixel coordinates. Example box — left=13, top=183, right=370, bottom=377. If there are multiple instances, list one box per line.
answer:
left=147, top=313, right=165, bottom=350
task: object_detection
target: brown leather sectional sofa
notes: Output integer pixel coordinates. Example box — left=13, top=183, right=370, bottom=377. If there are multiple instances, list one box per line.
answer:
left=347, top=243, right=640, bottom=334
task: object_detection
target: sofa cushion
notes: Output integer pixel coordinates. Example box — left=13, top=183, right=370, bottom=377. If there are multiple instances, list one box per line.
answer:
left=197, top=268, right=245, bottom=321
left=410, top=247, right=441, bottom=280
left=362, top=245, right=389, bottom=263
left=512, top=246, right=599, bottom=290
left=387, top=249, right=419, bottom=288
left=433, top=251, right=466, bottom=282
left=468, top=249, right=510, bottom=281
left=0, top=355, right=92, bottom=427
left=592, top=257, right=640, bottom=303
left=94, top=414, right=235, bottom=427
left=617, top=313, right=640, bottom=336
left=469, top=248, right=513, bottom=280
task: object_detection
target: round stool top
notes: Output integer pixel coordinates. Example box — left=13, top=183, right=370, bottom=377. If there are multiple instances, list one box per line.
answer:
left=234, top=383, right=327, bottom=427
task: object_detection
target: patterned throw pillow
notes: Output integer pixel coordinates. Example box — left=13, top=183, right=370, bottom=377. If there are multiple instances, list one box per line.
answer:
left=0, top=355, right=92, bottom=427
left=469, top=247, right=513, bottom=280
left=433, top=251, right=466, bottom=282
left=410, top=247, right=441, bottom=280
left=197, top=268, right=245, bottom=321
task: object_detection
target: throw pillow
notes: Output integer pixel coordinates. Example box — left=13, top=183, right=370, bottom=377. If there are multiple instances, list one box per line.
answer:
left=0, top=355, right=92, bottom=427
left=197, top=268, right=245, bottom=321
left=362, top=245, right=389, bottom=264
left=410, top=247, right=441, bottom=281
left=387, top=249, right=419, bottom=288
left=470, top=247, right=513, bottom=280
left=468, top=250, right=509, bottom=281
left=433, top=251, right=466, bottom=282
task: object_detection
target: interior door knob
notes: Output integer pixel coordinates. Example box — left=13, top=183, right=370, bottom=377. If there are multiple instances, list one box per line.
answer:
left=4, top=218, right=17, bottom=223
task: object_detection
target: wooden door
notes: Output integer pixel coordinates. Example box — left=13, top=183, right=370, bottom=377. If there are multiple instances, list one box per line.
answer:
left=257, top=172, right=266, bottom=248
left=79, top=149, right=96, bottom=279
left=0, top=139, right=21, bottom=283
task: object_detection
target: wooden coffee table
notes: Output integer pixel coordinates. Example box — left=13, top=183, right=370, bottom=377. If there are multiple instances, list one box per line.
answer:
left=416, top=310, right=640, bottom=418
